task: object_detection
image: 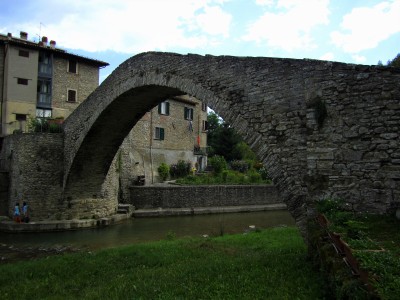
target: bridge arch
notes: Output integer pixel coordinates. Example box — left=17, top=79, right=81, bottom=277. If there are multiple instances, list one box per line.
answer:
left=63, top=52, right=400, bottom=234
left=63, top=52, right=311, bottom=230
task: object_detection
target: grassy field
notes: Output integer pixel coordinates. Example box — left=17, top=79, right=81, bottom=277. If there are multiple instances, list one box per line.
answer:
left=0, top=227, right=327, bottom=299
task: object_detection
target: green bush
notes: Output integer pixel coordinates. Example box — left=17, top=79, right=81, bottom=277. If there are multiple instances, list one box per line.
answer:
left=157, top=163, right=170, bottom=181
left=229, top=160, right=249, bottom=173
left=248, top=169, right=262, bottom=183
left=28, top=117, right=63, bottom=133
left=257, top=167, right=270, bottom=180
left=170, top=160, right=191, bottom=178
left=208, top=155, right=227, bottom=174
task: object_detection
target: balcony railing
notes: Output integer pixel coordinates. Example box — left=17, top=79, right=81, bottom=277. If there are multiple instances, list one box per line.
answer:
left=194, top=146, right=209, bottom=156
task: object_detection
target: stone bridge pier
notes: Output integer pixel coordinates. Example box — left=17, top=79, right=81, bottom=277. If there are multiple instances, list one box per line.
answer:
left=1, top=52, right=399, bottom=237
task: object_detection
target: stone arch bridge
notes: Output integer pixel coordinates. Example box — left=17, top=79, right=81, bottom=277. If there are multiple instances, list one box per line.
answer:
left=2, top=52, right=400, bottom=234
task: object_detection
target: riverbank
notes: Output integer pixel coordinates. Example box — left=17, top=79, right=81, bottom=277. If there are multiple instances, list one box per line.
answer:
left=0, top=226, right=327, bottom=299
left=0, top=211, right=132, bottom=233
left=0, top=203, right=286, bottom=232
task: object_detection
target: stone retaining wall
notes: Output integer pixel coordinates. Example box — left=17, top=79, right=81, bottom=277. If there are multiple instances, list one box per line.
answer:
left=0, top=172, right=8, bottom=215
left=129, top=184, right=281, bottom=209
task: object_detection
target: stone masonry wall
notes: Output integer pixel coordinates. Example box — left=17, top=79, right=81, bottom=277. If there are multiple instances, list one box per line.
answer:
left=1, top=133, right=64, bottom=220
left=130, top=185, right=280, bottom=209
left=0, top=134, right=118, bottom=220
left=0, top=172, right=8, bottom=215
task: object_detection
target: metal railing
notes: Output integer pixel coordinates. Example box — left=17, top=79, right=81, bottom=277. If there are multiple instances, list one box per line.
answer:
left=193, top=146, right=209, bottom=155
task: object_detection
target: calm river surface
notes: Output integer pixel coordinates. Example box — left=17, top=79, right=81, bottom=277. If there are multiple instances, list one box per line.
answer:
left=0, top=211, right=295, bottom=250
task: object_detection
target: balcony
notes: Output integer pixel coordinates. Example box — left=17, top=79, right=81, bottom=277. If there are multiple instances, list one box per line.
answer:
left=38, top=63, right=52, bottom=77
left=37, top=93, right=52, bottom=108
left=194, top=146, right=209, bottom=156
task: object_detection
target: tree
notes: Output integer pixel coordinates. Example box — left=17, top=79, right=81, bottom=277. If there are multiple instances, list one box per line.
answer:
left=387, top=53, right=400, bottom=67
left=207, top=112, right=251, bottom=162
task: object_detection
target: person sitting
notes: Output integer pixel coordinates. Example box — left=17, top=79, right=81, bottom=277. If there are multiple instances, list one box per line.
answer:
left=22, top=201, right=29, bottom=223
left=14, top=202, right=21, bottom=223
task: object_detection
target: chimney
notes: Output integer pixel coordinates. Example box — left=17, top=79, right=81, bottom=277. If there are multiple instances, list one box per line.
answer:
left=20, top=31, right=28, bottom=40
left=41, top=36, right=48, bottom=46
left=50, top=40, right=56, bottom=49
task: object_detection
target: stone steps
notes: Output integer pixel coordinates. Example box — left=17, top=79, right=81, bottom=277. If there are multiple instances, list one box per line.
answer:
left=117, top=203, right=134, bottom=215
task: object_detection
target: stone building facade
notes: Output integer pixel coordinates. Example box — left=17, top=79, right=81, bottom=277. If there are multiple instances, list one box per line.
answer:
left=117, top=95, right=208, bottom=202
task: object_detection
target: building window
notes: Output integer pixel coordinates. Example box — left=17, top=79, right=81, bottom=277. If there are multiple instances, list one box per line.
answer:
left=38, top=51, right=52, bottom=75
left=202, top=120, right=208, bottom=131
left=36, top=108, right=52, bottom=119
left=15, top=114, right=27, bottom=121
left=18, top=50, right=29, bottom=58
left=68, top=60, right=78, bottom=73
left=155, top=127, right=165, bottom=140
left=184, top=107, right=193, bottom=120
left=158, top=101, right=170, bottom=115
left=17, top=78, right=28, bottom=85
left=67, top=89, right=77, bottom=102
left=202, top=102, right=207, bottom=112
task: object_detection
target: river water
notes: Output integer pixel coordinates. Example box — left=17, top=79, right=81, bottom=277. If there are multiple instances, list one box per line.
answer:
left=0, top=211, right=295, bottom=250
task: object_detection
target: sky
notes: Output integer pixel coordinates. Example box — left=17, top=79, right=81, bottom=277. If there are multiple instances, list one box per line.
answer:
left=1, top=0, right=399, bottom=82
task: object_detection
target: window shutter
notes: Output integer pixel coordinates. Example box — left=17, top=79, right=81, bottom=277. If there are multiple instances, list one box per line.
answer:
left=160, top=128, right=165, bottom=140
left=184, top=107, right=187, bottom=119
left=166, top=102, right=170, bottom=115
left=158, top=103, right=162, bottom=114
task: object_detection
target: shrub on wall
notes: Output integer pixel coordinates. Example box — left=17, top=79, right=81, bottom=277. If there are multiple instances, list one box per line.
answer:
left=229, top=160, right=249, bottom=173
left=169, top=160, right=191, bottom=178
left=157, top=163, right=170, bottom=181
left=208, top=155, right=227, bottom=174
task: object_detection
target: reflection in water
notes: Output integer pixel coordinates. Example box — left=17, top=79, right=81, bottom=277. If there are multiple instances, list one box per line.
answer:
left=0, top=211, right=295, bottom=250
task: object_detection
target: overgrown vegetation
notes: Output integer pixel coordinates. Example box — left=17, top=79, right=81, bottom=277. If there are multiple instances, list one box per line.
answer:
left=0, top=227, right=327, bottom=299
left=312, top=198, right=400, bottom=299
left=169, top=160, right=191, bottom=178
left=157, top=162, right=170, bottom=181
left=27, top=117, right=64, bottom=133
left=176, top=156, right=271, bottom=185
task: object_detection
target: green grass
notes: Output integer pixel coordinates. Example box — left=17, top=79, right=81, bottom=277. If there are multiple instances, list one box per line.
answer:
left=0, top=227, right=327, bottom=299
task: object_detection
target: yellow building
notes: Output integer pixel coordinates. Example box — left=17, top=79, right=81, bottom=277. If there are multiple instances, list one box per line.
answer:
left=0, top=31, right=108, bottom=136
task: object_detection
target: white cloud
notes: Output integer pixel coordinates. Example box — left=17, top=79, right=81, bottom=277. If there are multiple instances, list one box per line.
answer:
left=320, top=52, right=334, bottom=61
left=195, top=6, right=232, bottom=37
left=351, top=54, right=366, bottom=63
left=331, top=0, right=400, bottom=53
left=5, top=0, right=232, bottom=53
left=242, top=0, right=330, bottom=51
left=255, top=0, right=274, bottom=6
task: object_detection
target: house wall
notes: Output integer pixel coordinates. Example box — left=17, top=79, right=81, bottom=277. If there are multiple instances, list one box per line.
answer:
left=52, top=57, right=99, bottom=119
left=118, top=97, right=208, bottom=202
left=2, top=46, right=38, bottom=135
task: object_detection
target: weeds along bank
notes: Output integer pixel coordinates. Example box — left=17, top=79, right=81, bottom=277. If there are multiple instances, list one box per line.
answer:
left=309, top=198, right=400, bottom=299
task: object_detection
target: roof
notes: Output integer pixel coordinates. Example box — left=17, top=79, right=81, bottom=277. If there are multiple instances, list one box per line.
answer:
left=0, top=33, right=109, bottom=67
